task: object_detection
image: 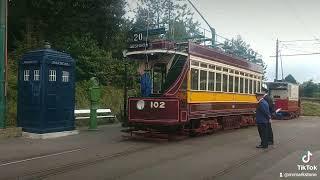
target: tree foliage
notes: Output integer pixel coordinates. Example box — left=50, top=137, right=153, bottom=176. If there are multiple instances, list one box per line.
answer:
left=300, top=80, right=320, bottom=98
left=220, top=36, right=267, bottom=77
left=133, top=0, right=201, bottom=40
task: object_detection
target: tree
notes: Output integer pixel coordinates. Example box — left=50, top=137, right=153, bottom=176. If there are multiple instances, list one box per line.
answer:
left=301, top=80, right=319, bottom=97
left=284, top=74, right=298, bottom=84
left=220, top=35, right=267, bottom=78
left=133, top=0, right=201, bottom=40
left=9, top=0, right=126, bottom=50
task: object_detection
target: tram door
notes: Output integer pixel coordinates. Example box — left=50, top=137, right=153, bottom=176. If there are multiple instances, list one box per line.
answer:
left=152, top=63, right=166, bottom=94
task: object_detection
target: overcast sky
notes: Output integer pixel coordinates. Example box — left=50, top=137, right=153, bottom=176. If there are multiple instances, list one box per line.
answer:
left=126, top=0, right=320, bottom=83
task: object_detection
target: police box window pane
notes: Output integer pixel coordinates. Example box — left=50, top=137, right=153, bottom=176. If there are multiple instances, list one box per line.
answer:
left=229, top=75, right=234, bottom=92
left=24, top=70, right=30, bottom=81
left=216, top=73, right=222, bottom=91
left=200, top=70, right=207, bottom=90
left=208, top=72, right=215, bottom=91
left=191, top=68, right=199, bottom=90
left=34, top=70, right=40, bottom=81
left=235, top=76, right=239, bottom=93
left=223, top=74, right=228, bottom=92
left=49, top=70, right=56, bottom=82
left=62, top=71, right=70, bottom=82
left=240, top=77, right=244, bottom=93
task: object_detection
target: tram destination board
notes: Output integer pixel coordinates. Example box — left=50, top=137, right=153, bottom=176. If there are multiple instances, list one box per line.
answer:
left=129, top=28, right=166, bottom=50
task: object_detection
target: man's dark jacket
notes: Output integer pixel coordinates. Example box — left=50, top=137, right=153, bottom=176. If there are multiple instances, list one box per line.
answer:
left=256, top=99, right=271, bottom=124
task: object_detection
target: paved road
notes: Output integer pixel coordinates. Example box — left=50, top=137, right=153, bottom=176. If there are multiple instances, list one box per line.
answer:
left=0, top=116, right=319, bottom=180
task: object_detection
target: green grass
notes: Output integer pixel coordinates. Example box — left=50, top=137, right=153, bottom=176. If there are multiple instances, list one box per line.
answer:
left=302, top=100, right=320, bottom=116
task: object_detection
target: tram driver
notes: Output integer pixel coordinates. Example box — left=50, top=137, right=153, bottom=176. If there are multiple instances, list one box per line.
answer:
left=138, top=62, right=152, bottom=97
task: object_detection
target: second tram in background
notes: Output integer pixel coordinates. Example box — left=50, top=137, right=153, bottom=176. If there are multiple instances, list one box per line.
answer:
left=266, top=81, right=301, bottom=120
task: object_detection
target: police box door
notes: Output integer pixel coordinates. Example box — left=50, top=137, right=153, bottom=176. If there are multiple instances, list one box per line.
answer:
left=20, top=63, right=41, bottom=127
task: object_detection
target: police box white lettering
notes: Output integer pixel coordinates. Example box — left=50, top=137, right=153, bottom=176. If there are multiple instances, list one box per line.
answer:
left=150, top=101, right=165, bottom=109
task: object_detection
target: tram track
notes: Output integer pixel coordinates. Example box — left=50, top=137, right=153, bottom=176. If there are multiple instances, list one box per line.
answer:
left=4, top=143, right=160, bottom=180
left=203, top=129, right=304, bottom=180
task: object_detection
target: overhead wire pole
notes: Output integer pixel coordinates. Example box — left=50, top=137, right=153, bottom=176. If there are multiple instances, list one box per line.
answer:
left=275, top=39, right=279, bottom=82
left=0, top=0, right=7, bottom=128
left=187, top=0, right=216, bottom=47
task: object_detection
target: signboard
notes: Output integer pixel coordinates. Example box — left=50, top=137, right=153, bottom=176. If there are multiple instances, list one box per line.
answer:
left=128, top=27, right=166, bottom=50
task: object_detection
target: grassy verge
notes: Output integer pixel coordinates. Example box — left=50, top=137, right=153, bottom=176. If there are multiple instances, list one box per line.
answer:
left=301, top=100, right=320, bottom=116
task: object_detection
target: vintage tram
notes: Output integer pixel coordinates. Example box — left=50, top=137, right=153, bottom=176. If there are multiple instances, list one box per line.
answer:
left=266, top=81, right=300, bottom=119
left=124, top=39, right=264, bottom=138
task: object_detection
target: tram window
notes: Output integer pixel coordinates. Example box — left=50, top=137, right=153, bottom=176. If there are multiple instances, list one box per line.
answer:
left=240, top=72, right=244, bottom=76
left=245, top=79, right=249, bottom=93
left=240, top=77, right=244, bottom=93
left=200, top=63, right=207, bottom=68
left=209, top=65, right=215, bottom=70
left=230, top=70, right=234, bottom=74
left=235, top=76, right=239, bottom=93
left=253, top=80, right=256, bottom=93
left=33, top=70, right=40, bottom=81
left=216, top=66, right=222, bottom=71
left=216, top=73, right=222, bottom=91
left=153, top=64, right=166, bottom=94
left=200, top=70, right=207, bottom=90
left=208, top=72, right=215, bottom=91
left=223, top=74, right=228, bottom=92
left=191, top=61, right=200, bottom=66
left=257, top=81, right=261, bottom=92
left=249, top=79, right=252, bottom=94
left=181, top=77, right=187, bottom=90
left=229, top=75, right=234, bottom=92
left=24, top=70, right=30, bottom=81
left=235, top=71, right=239, bottom=74
left=191, top=68, right=199, bottom=90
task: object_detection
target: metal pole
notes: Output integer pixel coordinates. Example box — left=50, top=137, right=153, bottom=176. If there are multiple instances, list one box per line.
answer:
left=123, top=61, right=128, bottom=126
left=187, top=0, right=216, bottom=47
left=275, top=39, right=279, bottom=82
left=0, top=0, right=7, bottom=128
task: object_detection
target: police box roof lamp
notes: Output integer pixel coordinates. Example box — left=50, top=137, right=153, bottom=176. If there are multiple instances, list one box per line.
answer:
left=44, top=41, right=51, bottom=49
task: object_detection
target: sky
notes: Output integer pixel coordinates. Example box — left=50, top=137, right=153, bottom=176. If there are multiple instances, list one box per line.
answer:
left=126, top=0, right=320, bottom=83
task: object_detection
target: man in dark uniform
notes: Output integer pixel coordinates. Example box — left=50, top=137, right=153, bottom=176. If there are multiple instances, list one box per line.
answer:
left=255, top=92, right=271, bottom=149
left=263, top=89, right=274, bottom=145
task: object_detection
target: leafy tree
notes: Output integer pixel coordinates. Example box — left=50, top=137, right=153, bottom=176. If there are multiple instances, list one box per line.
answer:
left=284, top=74, right=298, bottom=84
left=220, top=35, right=267, bottom=77
left=301, top=80, right=319, bottom=97
left=133, top=0, right=200, bottom=40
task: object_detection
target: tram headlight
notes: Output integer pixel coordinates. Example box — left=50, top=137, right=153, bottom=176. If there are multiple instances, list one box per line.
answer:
left=136, top=100, right=145, bottom=110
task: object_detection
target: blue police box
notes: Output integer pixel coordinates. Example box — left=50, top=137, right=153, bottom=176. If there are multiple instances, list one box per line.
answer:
left=18, top=45, right=75, bottom=133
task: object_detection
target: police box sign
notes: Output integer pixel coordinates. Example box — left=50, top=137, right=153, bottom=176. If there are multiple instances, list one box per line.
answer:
left=51, top=61, right=71, bottom=66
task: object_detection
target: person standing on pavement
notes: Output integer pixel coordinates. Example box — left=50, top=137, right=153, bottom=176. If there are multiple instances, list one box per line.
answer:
left=263, top=89, right=275, bottom=145
left=255, top=92, right=271, bottom=149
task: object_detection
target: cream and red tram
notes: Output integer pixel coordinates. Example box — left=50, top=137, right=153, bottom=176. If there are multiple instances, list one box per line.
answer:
left=125, top=40, right=264, bottom=136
